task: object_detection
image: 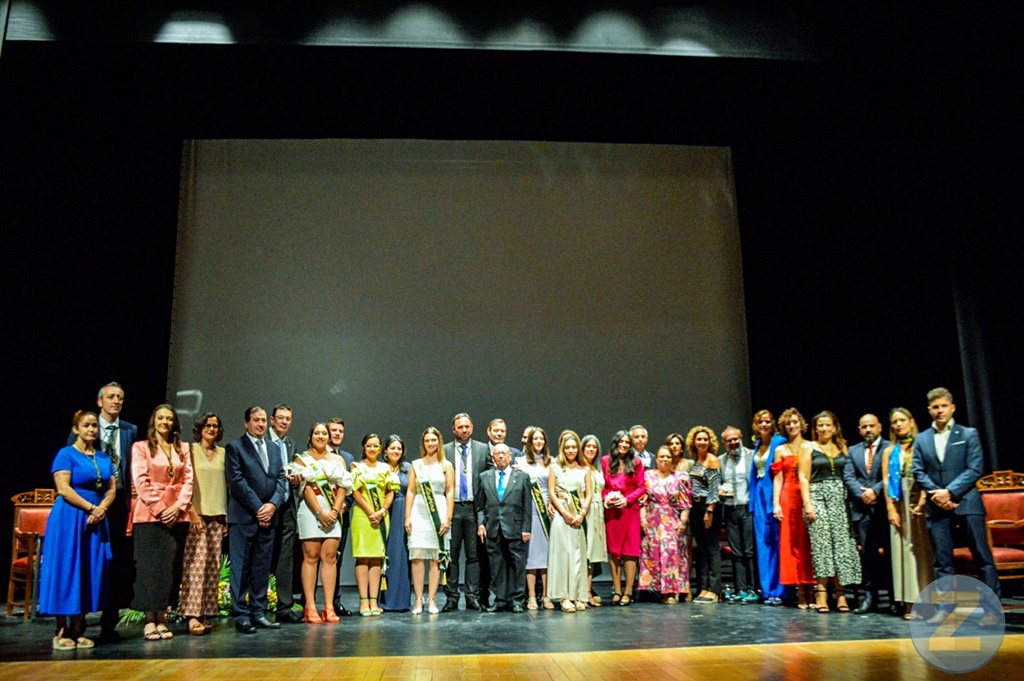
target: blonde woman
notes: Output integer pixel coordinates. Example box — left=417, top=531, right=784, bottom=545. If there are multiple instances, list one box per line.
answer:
left=405, top=427, right=454, bottom=615
left=546, top=430, right=593, bottom=611
left=772, top=408, right=815, bottom=608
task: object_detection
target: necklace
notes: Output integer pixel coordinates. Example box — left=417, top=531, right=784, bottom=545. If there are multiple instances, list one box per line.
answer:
left=159, top=441, right=175, bottom=478
left=76, top=444, right=104, bottom=491
left=817, top=441, right=839, bottom=476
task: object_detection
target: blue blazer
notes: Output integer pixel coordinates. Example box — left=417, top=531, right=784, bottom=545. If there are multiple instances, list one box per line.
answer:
left=911, top=423, right=985, bottom=517
left=226, top=435, right=287, bottom=525
left=843, top=438, right=890, bottom=522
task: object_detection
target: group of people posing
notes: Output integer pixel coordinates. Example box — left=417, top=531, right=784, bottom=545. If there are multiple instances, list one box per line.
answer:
left=38, top=383, right=1002, bottom=649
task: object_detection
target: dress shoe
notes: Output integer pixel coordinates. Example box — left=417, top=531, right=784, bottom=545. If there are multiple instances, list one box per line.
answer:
left=97, top=629, right=120, bottom=645
left=854, top=595, right=875, bottom=614
left=510, top=604, right=524, bottom=613
left=889, top=602, right=905, bottom=617
left=235, top=620, right=257, bottom=634
left=441, top=598, right=459, bottom=612
left=252, top=615, right=280, bottom=629
left=276, top=608, right=304, bottom=624
left=484, top=604, right=503, bottom=613
left=465, top=599, right=483, bottom=612
left=333, top=602, right=354, bottom=617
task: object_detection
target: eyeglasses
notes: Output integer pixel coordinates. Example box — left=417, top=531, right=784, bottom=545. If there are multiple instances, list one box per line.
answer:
left=203, top=423, right=219, bottom=429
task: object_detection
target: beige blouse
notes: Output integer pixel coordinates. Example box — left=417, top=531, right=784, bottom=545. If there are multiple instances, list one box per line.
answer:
left=190, top=442, right=227, bottom=516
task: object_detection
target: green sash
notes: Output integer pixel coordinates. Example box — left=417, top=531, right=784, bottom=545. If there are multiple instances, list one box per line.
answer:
left=568, top=484, right=587, bottom=537
left=364, top=479, right=390, bottom=590
left=297, top=452, right=336, bottom=509
left=418, top=477, right=450, bottom=583
left=529, top=478, right=551, bottom=540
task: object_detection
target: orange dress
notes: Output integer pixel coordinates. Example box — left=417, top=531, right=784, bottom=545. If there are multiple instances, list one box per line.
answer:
left=771, top=454, right=814, bottom=585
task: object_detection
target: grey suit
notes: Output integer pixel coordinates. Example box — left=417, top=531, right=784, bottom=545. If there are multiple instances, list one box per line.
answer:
left=269, top=432, right=298, bottom=613
left=443, top=438, right=490, bottom=604
left=476, top=467, right=531, bottom=609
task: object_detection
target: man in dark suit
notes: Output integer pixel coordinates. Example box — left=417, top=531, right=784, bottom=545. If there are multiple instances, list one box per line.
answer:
left=843, top=413, right=892, bottom=614
left=328, top=417, right=355, bottom=616
left=267, top=404, right=303, bottom=622
left=442, top=412, right=490, bottom=611
left=476, top=444, right=531, bottom=613
left=911, top=387, right=1000, bottom=627
left=88, top=382, right=138, bottom=643
left=226, top=406, right=286, bottom=633
left=480, top=418, right=520, bottom=606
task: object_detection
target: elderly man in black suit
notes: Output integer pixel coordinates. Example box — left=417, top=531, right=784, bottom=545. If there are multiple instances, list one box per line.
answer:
left=226, top=406, right=286, bottom=634
left=843, top=413, right=892, bottom=614
left=476, top=444, right=532, bottom=613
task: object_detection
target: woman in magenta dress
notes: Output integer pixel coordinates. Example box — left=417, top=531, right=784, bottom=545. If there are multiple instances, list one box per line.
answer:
left=771, top=407, right=815, bottom=608
left=640, top=446, right=691, bottom=603
left=602, top=429, right=646, bottom=606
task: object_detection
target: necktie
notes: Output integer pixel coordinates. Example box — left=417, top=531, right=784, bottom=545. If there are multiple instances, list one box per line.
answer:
left=498, top=470, right=506, bottom=500
left=277, top=439, right=290, bottom=500
left=460, top=444, right=468, bottom=501
left=866, top=443, right=875, bottom=473
left=105, top=425, right=120, bottom=484
left=257, top=439, right=269, bottom=471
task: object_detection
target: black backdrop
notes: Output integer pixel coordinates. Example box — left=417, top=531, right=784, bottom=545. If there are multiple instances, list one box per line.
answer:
left=2, top=4, right=1019, bottom=589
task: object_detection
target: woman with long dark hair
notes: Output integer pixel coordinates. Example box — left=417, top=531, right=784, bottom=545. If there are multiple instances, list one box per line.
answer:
left=602, top=429, right=646, bottom=606
left=687, top=426, right=722, bottom=603
left=379, top=434, right=412, bottom=612
left=518, top=427, right=554, bottom=610
left=131, top=404, right=194, bottom=640
left=350, top=433, right=399, bottom=617
left=800, top=411, right=861, bottom=613
left=748, top=409, right=789, bottom=606
left=581, top=434, right=607, bottom=606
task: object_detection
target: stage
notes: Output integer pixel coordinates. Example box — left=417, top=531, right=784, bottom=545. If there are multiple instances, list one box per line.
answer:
left=2, top=589, right=1023, bottom=678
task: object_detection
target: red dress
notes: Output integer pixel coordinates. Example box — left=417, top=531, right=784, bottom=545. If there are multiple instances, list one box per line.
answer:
left=771, top=454, right=814, bottom=585
left=602, top=455, right=646, bottom=557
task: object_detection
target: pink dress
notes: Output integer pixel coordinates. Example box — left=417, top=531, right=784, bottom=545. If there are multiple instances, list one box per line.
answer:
left=640, top=471, right=691, bottom=594
left=602, top=455, right=646, bottom=557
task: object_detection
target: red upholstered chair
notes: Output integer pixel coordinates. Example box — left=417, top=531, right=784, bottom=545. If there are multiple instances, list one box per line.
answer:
left=953, top=471, right=1024, bottom=600
left=6, top=489, right=56, bottom=619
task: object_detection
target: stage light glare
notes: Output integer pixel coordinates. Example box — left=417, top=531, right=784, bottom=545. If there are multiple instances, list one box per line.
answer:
left=572, top=12, right=648, bottom=52
left=384, top=4, right=465, bottom=47
left=661, top=38, right=719, bottom=57
left=155, top=13, right=234, bottom=44
left=304, top=19, right=373, bottom=46
left=485, top=20, right=557, bottom=50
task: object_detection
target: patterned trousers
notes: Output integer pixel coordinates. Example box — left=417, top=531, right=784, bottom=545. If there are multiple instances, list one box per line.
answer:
left=180, top=515, right=227, bottom=617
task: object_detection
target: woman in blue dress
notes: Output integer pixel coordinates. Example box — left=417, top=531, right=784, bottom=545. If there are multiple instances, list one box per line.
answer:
left=748, top=409, right=790, bottom=605
left=39, top=410, right=115, bottom=650
left=379, top=434, right=412, bottom=611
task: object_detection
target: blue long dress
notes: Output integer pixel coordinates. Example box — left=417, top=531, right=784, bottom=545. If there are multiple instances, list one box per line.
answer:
left=38, top=446, right=113, bottom=615
left=379, top=462, right=411, bottom=611
left=748, top=434, right=791, bottom=601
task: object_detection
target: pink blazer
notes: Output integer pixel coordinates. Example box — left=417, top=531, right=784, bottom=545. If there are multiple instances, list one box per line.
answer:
left=131, top=440, right=194, bottom=524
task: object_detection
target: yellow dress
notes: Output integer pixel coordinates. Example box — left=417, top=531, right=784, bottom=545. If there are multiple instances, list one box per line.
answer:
left=350, top=461, right=400, bottom=557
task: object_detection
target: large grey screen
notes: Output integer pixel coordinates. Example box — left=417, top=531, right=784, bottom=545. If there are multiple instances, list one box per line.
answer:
left=169, top=139, right=749, bottom=451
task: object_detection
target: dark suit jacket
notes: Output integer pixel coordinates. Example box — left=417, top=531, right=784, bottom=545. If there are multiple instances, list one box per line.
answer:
left=268, top=431, right=296, bottom=503
left=444, top=439, right=490, bottom=498
left=475, top=467, right=532, bottom=540
left=843, top=438, right=890, bottom=521
left=69, top=419, right=137, bottom=504
left=226, top=435, right=287, bottom=525
left=911, top=423, right=986, bottom=517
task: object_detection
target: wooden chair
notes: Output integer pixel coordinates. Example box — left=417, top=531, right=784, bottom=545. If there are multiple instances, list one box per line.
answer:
left=6, top=489, right=56, bottom=619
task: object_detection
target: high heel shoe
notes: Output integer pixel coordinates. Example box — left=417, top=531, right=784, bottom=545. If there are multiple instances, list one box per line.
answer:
left=412, top=598, right=423, bottom=615
left=427, top=599, right=440, bottom=615
left=321, top=605, right=340, bottom=623
left=369, top=597, right=382, bottom=616
left=815, top=587, right=830, bottom=613
left=561, top=600, right=576, bottom=612
left=304, top=605, right=323, bottom=623
left=835, top=589, right=850, bottom=613
left=359, top=597, right=372, bottom=617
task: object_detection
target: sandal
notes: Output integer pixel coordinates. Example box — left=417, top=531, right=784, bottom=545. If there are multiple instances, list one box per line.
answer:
left=611, top=593, right=622, bottom=605
left=143, top=623, right=162, bottom=641
left=321, top=605, right=340, bottom=623
left=527, top=597, right=539, bottom=611
left=188, top=618, right=207, bottom=636
left=574, top=600, right=588, bottom=611
left=369, top=597, right=382, bottom=616
left=412, top=598, right=423, bottom=615
left=588, top=597, right=602, bottom=608
left=359, top=597, right=372, bottom=617
left=156, top=624, right=173, bottom=639
left=836, top=590, right=850, bottom=613
left=619, top=594, right=632, bottom=607
left=304, top=605, right=323, bottom=624
left=815, top=587, right=830, bottom=613
left=542, top=597, right=555, bottom=610
left=75, top=636, right=95, bottom=648
left=427, top=599, right=439, bottom=615
left=560, top=600, right=576, bottom=612
left=53, top=629, right=77, bottom=650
